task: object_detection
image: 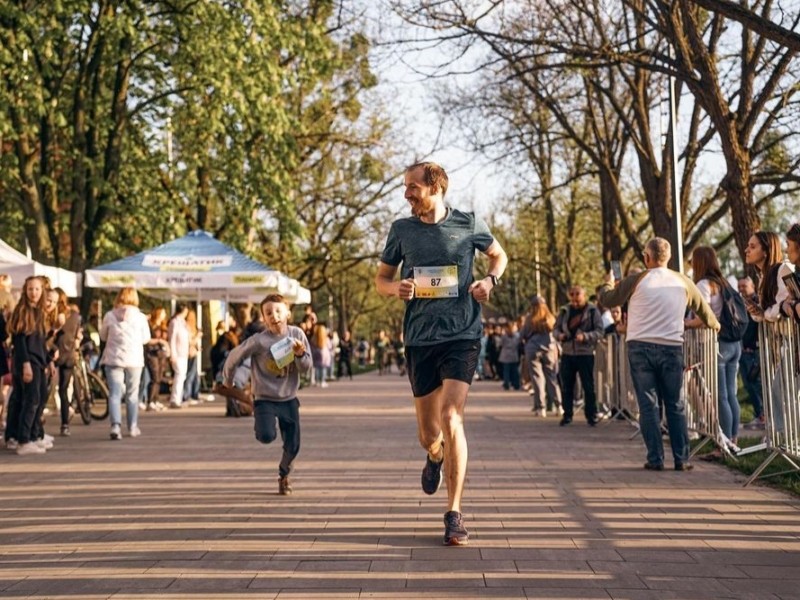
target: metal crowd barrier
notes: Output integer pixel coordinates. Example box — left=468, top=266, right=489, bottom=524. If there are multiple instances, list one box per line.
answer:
left=594, top=335, right=639, bottom=433
left=682, top=329, right=721, bottom=456
left=595, top=329, right=721, bottom=450
left=740, top=319, right=800, bottom=486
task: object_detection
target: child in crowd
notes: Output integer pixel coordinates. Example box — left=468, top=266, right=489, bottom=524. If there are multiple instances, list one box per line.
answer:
left=221, top=294, right=313, bottom=495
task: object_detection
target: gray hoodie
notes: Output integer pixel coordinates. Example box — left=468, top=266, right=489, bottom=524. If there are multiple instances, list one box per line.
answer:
left=222, top=325, right=313, bottom=402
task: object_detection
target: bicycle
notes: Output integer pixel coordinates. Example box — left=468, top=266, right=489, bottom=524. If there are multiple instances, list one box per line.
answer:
left=72, top=345, right=109, bottom=422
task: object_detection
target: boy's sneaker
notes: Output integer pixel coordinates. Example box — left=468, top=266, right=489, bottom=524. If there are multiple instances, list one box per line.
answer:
left=110, top=424, right=122, bottom=440
left=129, top=424, right=141, bottom=438
left=278, top=476, right=293, bottom=495
left=443, top=511, right=469, bottom=546
left=17, top=442, right=46, bottom=456
left=421, top=454, right=444, bottom=495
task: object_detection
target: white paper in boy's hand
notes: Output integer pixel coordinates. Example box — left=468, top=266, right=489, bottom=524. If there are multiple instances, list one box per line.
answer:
left=271, top=337, right=296, bottom=370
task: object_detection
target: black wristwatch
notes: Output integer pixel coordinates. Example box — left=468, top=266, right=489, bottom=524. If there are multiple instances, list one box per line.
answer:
left=487, top=274, right=500, bottom=287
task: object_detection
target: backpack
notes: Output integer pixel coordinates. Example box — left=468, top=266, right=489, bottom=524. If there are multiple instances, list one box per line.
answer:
left=716, top=279, right=749, bottom=342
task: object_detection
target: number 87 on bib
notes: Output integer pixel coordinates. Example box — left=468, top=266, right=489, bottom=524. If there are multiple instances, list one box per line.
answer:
left=413, top=266, right=459, bottom=299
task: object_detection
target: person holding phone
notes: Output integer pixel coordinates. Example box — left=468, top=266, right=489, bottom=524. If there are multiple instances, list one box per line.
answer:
left=780, top=224, right=800, bottom=322
left=599, top=238, right=719, bottom=472
left=744, top=232, right=794, bottom=323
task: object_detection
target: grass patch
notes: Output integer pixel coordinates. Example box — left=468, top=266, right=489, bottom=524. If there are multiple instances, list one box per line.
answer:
left=696, top=435, right=800, bottom=497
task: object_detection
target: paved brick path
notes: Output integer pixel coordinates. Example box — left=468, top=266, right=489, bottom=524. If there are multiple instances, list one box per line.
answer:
left=1, top=370, right=799, bottom=599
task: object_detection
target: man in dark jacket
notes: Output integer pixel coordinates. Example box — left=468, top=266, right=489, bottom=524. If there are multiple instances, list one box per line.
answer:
left=554, top=285, right=605, bottom=426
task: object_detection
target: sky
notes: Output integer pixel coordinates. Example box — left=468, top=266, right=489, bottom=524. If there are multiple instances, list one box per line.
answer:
left=365, top=2, right=504, bottom=219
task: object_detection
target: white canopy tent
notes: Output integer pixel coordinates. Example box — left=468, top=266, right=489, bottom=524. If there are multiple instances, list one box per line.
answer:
left=0, top=238, right=83, bottom=297
left=84, top=230, right=311, bottom=304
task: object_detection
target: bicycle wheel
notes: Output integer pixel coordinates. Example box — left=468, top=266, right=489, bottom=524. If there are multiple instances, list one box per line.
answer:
left=88, top=371, right=110, bottom=420
left=72, top=367, right=92, bottom=425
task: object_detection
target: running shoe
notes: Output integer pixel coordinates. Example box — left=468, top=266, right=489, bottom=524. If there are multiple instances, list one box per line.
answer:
left=421, top=453, right=443, bottom=495
left=110, top=424, right=122, bottom=440
left=443, top=510, right=469, bottom=546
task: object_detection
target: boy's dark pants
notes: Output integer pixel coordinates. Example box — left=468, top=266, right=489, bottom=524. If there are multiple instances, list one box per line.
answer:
left=254, top=398, right=301, bottom=478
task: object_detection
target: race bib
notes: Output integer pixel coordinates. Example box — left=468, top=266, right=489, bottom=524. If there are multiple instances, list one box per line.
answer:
left=270, top=337, right=296, bottom=370
left=413, top=266, right=459, bottom=299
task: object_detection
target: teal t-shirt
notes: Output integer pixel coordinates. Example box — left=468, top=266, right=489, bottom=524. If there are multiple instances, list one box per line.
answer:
left=380, top=208, right=494, bottom=346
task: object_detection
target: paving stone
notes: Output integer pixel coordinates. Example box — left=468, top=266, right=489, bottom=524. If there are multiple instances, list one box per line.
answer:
left=0, top=371, right=798, bottom=597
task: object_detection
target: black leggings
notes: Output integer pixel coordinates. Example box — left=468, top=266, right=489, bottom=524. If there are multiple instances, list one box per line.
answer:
left=58, top=364, right=74, bottom=426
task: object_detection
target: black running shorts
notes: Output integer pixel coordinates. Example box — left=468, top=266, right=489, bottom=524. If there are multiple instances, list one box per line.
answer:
left=405, top=339, right=481, bottom=398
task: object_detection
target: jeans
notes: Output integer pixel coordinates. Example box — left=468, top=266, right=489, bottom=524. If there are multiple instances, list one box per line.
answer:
left=739, top=350, right=762, bottom=419
left=717, top=340, right=742, bottom=440
left=105, top=365, right=142, bottom=430
left=526, top=345, right=561, bottom=411
left=501, top=361, right=520, bottom=390
left=184, top=355, right=200, bottom=401
left=254, top=398, right=301, bottom=478
left=560, top=354, right=596, bottom=421
left=627, top=341, right=688, bottom=467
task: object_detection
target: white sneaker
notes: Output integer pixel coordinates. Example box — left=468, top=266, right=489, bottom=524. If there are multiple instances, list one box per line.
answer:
left=17, top=442, right=46, bottom=455
left=37, top=438, right=54, bottom=450
left=320, top=382, right=329, bottom=388
left=139, top=402, right=147, bottom=410
left=187, top=399, right=200, bottom=406
left=538, top=409, right=547, bottom=418
left=44, top=433, right=54, bottom=444
left=169, top=402, right=182, bottom=409
left=129, top=424, right=141, bottom=438
left=110, top=424, right=122, bottom=440
left=6, top=438, right=19, bottom=451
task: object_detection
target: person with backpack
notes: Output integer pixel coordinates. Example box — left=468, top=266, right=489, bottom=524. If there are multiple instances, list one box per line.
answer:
left=685, top=246, right=747, bottom=448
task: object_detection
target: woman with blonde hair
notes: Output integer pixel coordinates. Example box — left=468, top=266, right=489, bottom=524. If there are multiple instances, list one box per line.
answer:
left=183, top=309, right=202, bottom=405
left=143, top=307, right=169, bottom=411
left=99, top=287, right=151, bottom=440
left=310, top=322, right=331, bottom=387
left=5, top=276, right=49, bottom=455
left=520, top=295, right=562, bottom=417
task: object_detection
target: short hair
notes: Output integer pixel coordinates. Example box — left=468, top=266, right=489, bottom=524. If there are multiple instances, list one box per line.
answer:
left=115, top=287, right=139, bottom=307
left=260, top=294, right=287, bottom=308
left=646, top=238, right=671, bottom=265
left=406, top=161, right=449, bottom=198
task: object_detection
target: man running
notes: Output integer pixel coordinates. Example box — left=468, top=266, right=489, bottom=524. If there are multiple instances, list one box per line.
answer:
left=375, top=161, right=508, bottom=546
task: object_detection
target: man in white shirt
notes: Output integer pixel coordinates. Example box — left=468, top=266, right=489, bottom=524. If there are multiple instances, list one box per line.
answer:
left=168, top=304, right=190, bottom=409
left=599, top=238, right=720, bottom=471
